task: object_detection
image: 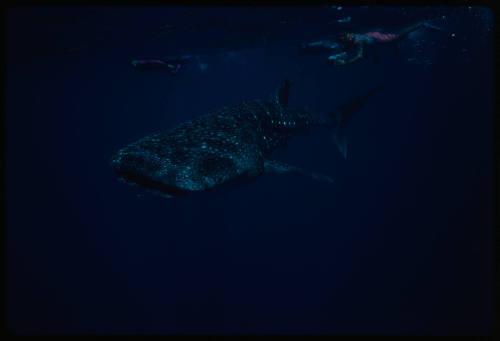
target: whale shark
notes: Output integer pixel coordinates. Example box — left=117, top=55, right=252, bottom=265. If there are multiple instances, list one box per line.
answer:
left=110, top=80, right=382, bottom=198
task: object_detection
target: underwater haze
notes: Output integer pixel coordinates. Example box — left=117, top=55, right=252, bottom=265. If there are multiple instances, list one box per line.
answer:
left=5, top=5, right=494, bottom=334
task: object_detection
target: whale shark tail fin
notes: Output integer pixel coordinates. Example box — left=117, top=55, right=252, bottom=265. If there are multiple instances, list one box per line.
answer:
left=329, top=85, right=383, bottom=159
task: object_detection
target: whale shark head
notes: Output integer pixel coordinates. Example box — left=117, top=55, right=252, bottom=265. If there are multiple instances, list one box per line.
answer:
left=109, top=141, right=193, bottom=198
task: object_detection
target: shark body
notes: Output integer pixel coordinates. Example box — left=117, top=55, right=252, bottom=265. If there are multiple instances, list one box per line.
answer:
left=110, top=80, right=381, bottom=198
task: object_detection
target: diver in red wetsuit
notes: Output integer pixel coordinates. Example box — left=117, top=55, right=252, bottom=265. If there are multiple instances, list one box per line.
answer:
left=327, top=21, right=442, bottom=66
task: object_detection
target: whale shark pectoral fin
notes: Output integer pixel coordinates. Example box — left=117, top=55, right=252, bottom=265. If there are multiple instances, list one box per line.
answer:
left=275, top=79, right=290, bottom=107
left=331, top=124, right=348, bottom=159
left=264, top=159, right=334, bottom=184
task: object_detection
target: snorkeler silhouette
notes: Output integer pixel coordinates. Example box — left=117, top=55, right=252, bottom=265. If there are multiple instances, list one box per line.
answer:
left=130, top=55, right=193, bottom=75
left=326, top=21, right=442, bottom=66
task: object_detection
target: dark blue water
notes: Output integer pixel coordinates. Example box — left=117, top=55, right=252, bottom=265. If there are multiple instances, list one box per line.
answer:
left=6, top=6, right=494, bottom=334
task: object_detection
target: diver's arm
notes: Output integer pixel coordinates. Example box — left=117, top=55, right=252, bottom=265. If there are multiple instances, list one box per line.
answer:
left=338, top=43, right=364, bottom=65
left=395, top=22, right=423, bottom=40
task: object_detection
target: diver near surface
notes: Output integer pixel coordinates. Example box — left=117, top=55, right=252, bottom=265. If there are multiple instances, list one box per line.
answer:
left=325, top=21, right=442, bottom=66
left=130, top=55, right=193, bottom=75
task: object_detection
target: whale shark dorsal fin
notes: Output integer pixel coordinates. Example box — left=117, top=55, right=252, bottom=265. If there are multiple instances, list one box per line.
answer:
left=275, top=79, right=290, bottom=107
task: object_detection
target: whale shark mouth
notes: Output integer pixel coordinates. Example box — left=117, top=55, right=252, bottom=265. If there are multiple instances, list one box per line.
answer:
left=114, top=170, right=190, bottom=197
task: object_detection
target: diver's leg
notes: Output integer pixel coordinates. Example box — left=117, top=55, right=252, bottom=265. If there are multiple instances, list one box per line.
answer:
left=394, top=21, right=442, bottom=41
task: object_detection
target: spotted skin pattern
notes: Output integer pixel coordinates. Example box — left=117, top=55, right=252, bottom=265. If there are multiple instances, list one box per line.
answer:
left=110, top=80, right=339, bottom=198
